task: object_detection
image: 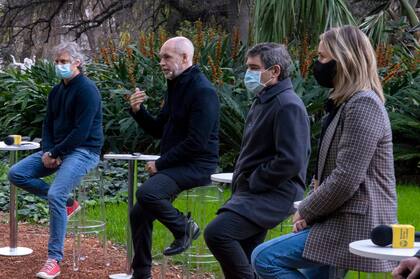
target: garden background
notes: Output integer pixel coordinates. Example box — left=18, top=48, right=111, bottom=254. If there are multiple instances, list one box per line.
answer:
left=0, top=0, right=419, bottom=278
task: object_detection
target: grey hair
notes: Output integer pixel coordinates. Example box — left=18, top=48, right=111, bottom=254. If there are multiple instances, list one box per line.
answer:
left=52, top=41, right=85, bottom=69
left=247, top=43, right=292, bottom=80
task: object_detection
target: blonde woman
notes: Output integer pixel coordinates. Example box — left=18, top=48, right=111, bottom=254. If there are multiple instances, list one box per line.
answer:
left=251, top=25, right=397, bottom=278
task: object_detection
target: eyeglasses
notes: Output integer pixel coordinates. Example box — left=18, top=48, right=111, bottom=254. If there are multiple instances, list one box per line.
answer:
left=54, top=59, right=72, bottom=64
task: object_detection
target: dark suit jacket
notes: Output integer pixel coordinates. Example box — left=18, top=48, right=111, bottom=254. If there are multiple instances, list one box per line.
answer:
left=130, top=65, right=220, bottom=188
left=219, top=78, right=311, bottom=229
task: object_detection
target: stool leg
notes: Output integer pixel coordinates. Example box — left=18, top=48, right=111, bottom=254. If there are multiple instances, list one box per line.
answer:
left=98, top=170, right=109, bottom=267
left=79, top=185, right=88, bottom=262
left=68, top=166, right=109, bottom=271
left=185, top=186, right=225, bottom=278
left=183, top=190, right=192, bottom=279
left=160, top=256, right=168, bottom=279
left=72, top=185, right=85, bottom=271
left=72, top=214, right=81, bottom=271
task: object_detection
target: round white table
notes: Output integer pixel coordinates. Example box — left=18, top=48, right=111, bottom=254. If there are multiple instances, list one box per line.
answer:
left=103, top=153, right=159, bottom=279
left=210, top=173, right=233, bottom=184
left=349, top=239, right=420, bottom=261
left=0, top=141, right=40, bottom=256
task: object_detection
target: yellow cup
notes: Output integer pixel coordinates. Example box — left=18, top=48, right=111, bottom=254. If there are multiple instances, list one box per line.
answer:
left=392, top=224, right=415, bottom=248
left=5, top=135, right=22, bottom=145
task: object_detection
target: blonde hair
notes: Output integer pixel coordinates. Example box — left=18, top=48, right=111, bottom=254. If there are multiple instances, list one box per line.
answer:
left=320, top=25, right=384, bottom=104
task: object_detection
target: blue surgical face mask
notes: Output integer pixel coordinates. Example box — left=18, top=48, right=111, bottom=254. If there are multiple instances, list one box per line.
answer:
left=55, top=63, right=73, bottom=79
left=244, top=67, right=274, bottom=94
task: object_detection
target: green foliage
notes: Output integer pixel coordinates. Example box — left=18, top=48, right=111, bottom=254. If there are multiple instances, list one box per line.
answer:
left=0, top=165, right=50, bottom=223
left=385, top=73, right=420, bottom=176
left=0, top=21, right=418, bottom=180
left=87, top=52, right=164, bottom=153
left=253, top=0, right=355, bottom=44
left=362, top=16, right=419, bottom=57
left=0, top=61, right=57, bottom=139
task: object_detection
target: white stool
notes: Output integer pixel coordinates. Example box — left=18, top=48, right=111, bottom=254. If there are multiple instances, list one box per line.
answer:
left=67, top=166, right=108, bottom=271
left=160, top=184, right=225, bottom=279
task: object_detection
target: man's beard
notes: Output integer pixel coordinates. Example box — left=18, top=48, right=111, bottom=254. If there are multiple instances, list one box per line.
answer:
left=164, top=63, right=181, bottom=80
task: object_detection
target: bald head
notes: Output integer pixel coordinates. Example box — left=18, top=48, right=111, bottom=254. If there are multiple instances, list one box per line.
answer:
left=163, top=36, right=194, bottom=64
left=159, top=37, right=195, bottom=80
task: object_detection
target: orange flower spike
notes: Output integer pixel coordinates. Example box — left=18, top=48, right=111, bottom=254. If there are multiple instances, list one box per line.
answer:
left=383, top=63, right=401, bottom=83
left=301, top=50, right=316, bottom=79
left=384, top=44, right=393, bottom=67
left=299, top=33, right=309, bottom=76
left=194, top=20, right=204, bottom=64
left=138, top=32, right=147, bottom=57
left=376, top=43, right=389, bottom=68
left=215, top=35, right=223, bottom=64
left=194, top=20, right=204, bottom=50
left=231, top=27, right=240, bottom=61
left=149, top=32, right=155, bottom=58
left=208, top=55, right=218, bottom=82
left=126, top=47, right=134, bottom=60
left=128, top=63, right=136, bottom=88
left=108, top=39, right=118, bottom=63
left=159, top=27, right=167, bottom=48
left=208, top=28, right=216, bottom=42
left=217, top=66, right=223, bottom=85
left=412, top=50, right=420, bottom=72
left=100, top=47, right=110, bottom=65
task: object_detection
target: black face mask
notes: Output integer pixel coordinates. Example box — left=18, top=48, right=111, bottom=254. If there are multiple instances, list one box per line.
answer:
left=313, top=60, right=337, bottom=88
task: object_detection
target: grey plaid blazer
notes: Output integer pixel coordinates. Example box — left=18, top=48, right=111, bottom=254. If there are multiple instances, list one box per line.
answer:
left=298, top=91, right=398, bottom=272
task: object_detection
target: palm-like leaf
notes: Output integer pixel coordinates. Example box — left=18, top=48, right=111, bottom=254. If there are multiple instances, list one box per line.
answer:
left=253, top=0, right=355, bottom=44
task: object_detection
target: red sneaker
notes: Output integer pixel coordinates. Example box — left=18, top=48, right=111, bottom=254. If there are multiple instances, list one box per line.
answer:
left=66, top=200, right=81, bottom=220
left=36, top=259, right=61, bottom=279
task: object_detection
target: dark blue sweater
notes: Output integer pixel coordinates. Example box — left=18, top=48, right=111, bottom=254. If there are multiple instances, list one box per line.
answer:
left=42, top=74, right=103, bottom=158
left=130, top=65, right=219, bottom=187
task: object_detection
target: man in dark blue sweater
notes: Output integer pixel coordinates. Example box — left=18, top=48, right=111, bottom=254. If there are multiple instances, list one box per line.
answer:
left=8, top=42, right=103, bottom=279
left=128, top=36, right=219, bottom=279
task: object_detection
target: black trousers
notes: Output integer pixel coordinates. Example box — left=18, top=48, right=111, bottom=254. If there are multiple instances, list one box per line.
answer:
left=130, top=173, right=186, bottom=278
left=204, top=210, right=267, bottom=279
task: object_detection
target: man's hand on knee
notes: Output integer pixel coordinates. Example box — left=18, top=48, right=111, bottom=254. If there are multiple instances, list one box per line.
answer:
left=145, top=161, right=157, bottom=175
left=42, top=152, right=61, bottom=169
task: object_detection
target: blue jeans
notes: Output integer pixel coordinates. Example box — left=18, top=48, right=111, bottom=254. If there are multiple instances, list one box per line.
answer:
left=251, top=229, right=331, bottom=279
left=8, top=148, right=99, bottom=261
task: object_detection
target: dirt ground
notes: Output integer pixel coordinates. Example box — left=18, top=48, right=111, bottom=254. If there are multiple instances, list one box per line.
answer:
left=0, top=220, right=213, bottom=278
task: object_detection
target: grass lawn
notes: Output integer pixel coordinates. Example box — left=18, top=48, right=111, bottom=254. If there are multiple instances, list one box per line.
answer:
left=87, top=184, right=420, bottom=278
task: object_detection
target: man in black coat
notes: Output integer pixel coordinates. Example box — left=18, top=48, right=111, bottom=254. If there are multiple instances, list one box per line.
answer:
left=204, top=43, right=311, bottom=279
left=128, top=36, right=220, bottom=279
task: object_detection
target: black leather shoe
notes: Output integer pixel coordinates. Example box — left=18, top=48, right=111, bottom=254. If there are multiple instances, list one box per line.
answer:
left=163, top=216, right=200, bottom=256
left=131, top=275, right=151, bottom=279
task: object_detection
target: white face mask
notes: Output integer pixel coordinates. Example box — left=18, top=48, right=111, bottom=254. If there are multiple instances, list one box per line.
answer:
left=243, top=67, right=274, bottom=94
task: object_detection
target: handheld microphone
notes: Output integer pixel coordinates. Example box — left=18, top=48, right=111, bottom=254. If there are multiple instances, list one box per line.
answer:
left=371, top=224, right=420, bottom=248
left=4, top=135, right=22, bottom=145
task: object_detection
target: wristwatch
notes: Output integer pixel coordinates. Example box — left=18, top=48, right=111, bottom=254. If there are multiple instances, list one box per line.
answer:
left=47, top=151, right=53, bottom=157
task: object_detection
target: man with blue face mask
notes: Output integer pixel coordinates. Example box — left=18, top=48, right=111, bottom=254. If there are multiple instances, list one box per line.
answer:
left=8, top=42, right=103, bottom=279
left=204, top=43, right=311, bottom=279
